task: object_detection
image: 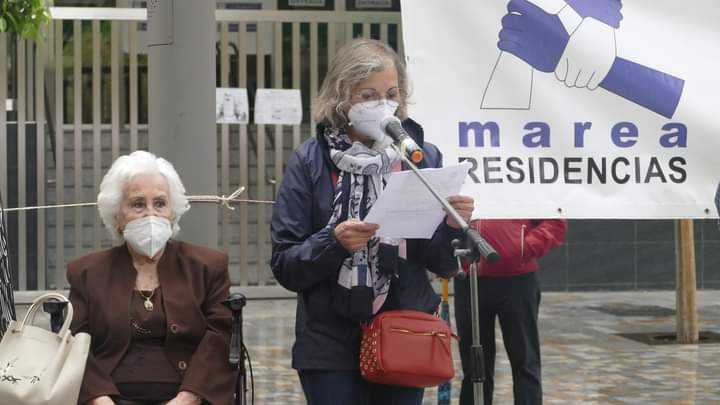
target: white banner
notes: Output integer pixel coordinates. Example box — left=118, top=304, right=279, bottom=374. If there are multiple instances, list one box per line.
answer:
left=401, top=0, right=720, bottom=219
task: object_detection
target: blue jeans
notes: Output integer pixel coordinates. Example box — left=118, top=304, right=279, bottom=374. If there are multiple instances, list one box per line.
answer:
left=298, top=369, right=424, bottom=405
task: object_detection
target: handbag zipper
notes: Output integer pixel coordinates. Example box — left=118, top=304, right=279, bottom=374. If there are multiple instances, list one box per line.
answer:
left=389, top=327, right=456, bottom=356
left=390, top=327, right=449, bottom=338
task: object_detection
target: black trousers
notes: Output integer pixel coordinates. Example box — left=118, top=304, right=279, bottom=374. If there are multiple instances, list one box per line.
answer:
left=298, top=369, right=424, bottom=405
left=453, top=271, right=542, bottom=405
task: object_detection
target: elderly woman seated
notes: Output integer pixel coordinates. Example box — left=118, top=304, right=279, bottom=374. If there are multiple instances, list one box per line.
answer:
left=68, top=151, right=235, bottom=405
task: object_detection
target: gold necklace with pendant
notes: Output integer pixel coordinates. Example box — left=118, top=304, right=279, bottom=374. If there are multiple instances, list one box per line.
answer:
left=138, top=288, right=156, bottom=311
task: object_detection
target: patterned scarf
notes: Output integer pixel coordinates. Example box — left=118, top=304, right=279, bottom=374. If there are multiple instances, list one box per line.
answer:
left=324, top=127, right=401, bottom=322
left=0, top=193, right=16, bottom=338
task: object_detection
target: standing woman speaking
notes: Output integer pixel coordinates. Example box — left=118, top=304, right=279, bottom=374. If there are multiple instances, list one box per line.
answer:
left=271, top=38, right=474, bottom=405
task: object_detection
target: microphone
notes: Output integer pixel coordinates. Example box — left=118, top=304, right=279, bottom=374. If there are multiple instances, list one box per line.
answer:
left=381, top=116, right=424, bottom=163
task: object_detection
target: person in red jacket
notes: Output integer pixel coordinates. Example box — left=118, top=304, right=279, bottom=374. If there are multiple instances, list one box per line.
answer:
left=454, top=219, right=567, bottom=405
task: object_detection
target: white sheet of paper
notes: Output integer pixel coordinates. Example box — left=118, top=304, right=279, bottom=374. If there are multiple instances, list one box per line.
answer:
left=216, top=88, right=249, bottom=124
left=253, top=89, right=303, bottom=125
left=364, top=163, right=470, bottom=239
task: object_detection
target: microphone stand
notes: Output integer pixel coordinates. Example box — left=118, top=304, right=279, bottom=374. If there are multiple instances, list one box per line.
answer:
left=391, top=143, right=498, bottom=405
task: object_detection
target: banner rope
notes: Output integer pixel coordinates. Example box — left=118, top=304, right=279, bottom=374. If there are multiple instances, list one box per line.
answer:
left=4, top=186, right=274, bottom=213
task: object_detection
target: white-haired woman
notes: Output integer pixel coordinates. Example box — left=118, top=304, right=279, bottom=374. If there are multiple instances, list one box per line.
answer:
left=67, top=151, right=235, bottom=405
left=271, top=38, right=474, bottom=405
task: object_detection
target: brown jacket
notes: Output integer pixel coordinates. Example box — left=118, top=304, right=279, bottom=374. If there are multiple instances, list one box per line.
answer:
left=67, top=240, right=235, bottom=405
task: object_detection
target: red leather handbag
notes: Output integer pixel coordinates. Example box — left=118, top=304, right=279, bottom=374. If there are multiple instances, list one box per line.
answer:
left=359, top=309, right=458, bottom=387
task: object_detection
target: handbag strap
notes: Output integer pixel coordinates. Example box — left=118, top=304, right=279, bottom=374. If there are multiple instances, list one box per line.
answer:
left=16, top=292, right=74, bottom=338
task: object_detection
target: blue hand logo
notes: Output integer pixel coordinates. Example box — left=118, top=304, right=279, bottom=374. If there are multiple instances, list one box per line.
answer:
left=498, top=0, right=569, bottom=73
left=484, top=0, right=685, bottom=119
left=566, top=0, right=623, bottom=28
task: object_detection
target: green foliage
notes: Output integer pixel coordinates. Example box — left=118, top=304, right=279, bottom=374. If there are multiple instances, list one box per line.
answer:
left=0, top=0, right=53, bottom=40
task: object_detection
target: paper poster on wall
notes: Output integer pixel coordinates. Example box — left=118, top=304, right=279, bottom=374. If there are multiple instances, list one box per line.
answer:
left=289, top=0, right=326, bottom=6
left=253, top=89, right=303, bottom=125
left=216, top=88, right=249, bottom=124
left=356, top=0, right=392, bottom=8
left=401, top=0, right=720, bottom=219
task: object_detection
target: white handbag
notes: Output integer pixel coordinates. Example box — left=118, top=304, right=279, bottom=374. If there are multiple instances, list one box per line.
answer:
left=0, top=292, right=91, bottom=405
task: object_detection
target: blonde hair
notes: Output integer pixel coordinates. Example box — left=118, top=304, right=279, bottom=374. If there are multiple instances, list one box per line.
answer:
left=313, top=38, right=409, bottom=129
left=97, top=150, right=189, bottom=241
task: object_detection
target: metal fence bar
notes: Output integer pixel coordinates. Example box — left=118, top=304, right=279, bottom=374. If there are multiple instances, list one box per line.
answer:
left=363, top=22, right=371, bottom=39
left=129, top=22, right=139, bottom=152
left=17, top=39, right=27, bottom=290
left=397, top=21, right=404, bottom=60
left=36, top=30, right=47, bottom=289
left=327, top=22, right=337, bottom=63
left=111, top=21, right=120, bottom=160
left=26, top=40, right=34, bottom=124
left=92, top=20, right=102, bottom=251
left=291, top=23, right=301, bottom=151
left=0, top=33, right=6, bottom=202
left=273, top=22, right=284, bottom=195
left=256, top=22, right=268, bottom=284
left=310, top=22, right=318, bottom=132
left=345, top=22, right=354, bottom=44
left=220, top=22, right=231, bottom=257
left=73, top=20, right=82, bottom=260
left=54, top=20, right=65, bottom=289
left=237, top=22, right=248, bottom=286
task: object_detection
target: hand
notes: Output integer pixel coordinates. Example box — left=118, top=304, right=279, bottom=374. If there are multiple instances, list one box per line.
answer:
left=334, top=219, right=379, bottom=253
left=166, top=391, right=202, bottom=405
left=530, top=0, right=623, bottom=29
left=446, top=195, right=475, bottom=229
left=88, top=396, right=115, bottom=405
left=498, top=0, right=570, bottom=72
left=565, top=0, right=623, bottom=28
left=555, top=17, right=617, bottom=89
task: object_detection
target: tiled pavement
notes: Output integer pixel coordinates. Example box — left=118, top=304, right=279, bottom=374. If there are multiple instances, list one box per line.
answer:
left=240, top=290, right=720, bottom=404
left=15, top=290, right=720, bottom=404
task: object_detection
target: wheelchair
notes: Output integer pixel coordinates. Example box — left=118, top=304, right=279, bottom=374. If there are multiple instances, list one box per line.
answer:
left=41, top=293, right=253, bottom=405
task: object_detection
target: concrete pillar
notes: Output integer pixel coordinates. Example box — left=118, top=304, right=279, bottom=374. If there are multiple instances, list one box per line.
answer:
left=148, top=0, right=218, bottom=248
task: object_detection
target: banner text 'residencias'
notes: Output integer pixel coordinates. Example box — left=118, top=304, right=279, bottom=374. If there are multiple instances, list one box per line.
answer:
left=460, top=156, right=686, bottom=185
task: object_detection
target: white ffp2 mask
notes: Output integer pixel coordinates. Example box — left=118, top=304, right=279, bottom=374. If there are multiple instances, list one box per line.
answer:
left=347, top=100, right=399, bottom=143
left=122, top=216, right=173, bottom=258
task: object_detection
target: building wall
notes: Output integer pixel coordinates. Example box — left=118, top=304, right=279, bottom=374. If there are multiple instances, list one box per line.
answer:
left=537, top=219, right=720, bottom=291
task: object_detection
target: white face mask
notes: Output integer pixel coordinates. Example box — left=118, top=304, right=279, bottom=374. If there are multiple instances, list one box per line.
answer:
left=122, top=216, right=173, bottom=259
left=347, top=100, right=399, bottom=143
